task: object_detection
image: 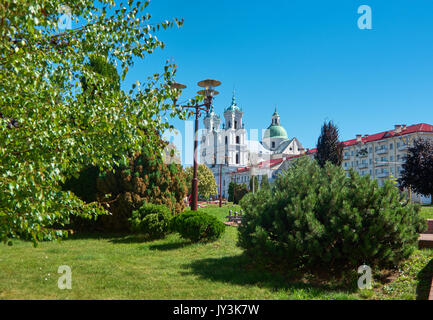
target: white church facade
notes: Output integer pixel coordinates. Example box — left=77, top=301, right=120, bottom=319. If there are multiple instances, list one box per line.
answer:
left=199, top=93, right=304, bottom=198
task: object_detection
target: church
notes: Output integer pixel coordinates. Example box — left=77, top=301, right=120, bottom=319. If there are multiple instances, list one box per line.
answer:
left=199, top=93, right=304, bottom=198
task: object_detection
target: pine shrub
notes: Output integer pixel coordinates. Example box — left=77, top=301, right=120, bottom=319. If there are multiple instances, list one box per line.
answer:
left=129, top=203, right=172, bottom=239
left=171, top=211, right=225, bottom=242
left=238, top=157, right=426, bottom=276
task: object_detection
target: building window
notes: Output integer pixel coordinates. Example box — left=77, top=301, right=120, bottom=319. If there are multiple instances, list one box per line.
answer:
left=236, top=153, right=239, bottom=164
left=225, top=136, right=228, bottom=145
left=390, top=143, right=393, bottom=150
left=234, top=121, right=238, bottom=129
left=272, top=141, right=275, bottom=148
left=236, top=136, right=240, bottom=144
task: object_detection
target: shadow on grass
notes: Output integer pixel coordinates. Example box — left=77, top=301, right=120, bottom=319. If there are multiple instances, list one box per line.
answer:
left=181, top=254, right=357, bottom=297
left=68, top=232, right=130, bottom=241
left=69, top=232, right=149, bottom=244
left=416, top=258, right=433, bottom=300
left=148, top=241, right=191, bottom=251
left=67, top=232, right=195, bottom=250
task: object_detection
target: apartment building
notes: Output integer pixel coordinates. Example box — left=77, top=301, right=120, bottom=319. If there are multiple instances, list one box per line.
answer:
left=229, top=123, right=433, bottom=202
left=340, top=124, right=433, bottom=186
left=274, top=123, right=433, bottom=203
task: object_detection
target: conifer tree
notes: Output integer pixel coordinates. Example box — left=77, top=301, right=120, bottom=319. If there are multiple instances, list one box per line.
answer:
left=260, top=175, right=270, bottom=189
left=315, top=121, right=344, bottom=167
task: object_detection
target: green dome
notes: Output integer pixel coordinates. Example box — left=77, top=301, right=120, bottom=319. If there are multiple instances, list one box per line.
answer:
left=263, top=124, right=288, bottom=139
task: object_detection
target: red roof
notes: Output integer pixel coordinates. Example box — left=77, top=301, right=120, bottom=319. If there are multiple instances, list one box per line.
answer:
left=234, top=157, right=285, bottom=173
left=307, top=123, right=433, bottom=154
left=232, top=123, right=433, bottom=173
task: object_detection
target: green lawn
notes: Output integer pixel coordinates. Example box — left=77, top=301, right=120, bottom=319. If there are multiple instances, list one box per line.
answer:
left=419, top=205, right=433, bottom=220
left=0, top=205, right=432, bottom=300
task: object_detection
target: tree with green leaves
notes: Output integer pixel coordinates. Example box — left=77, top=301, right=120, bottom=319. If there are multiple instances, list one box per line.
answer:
left=399, top=138, right=433, bottom=204
left=249, top=175, right=259, bottom=193
left=228, top=182, right=249, bottom=204
left=239, top=157, right=426, bottom=275
left=315, top=121, right=344, bottom=167
left=260, top=174, right=270, bottom=189
left=185, top=164, right=218, bottom=200
left=0, top=0, right=186, bottom=244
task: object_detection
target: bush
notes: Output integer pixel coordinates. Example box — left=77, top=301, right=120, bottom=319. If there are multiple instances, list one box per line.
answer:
left=238, top=157, right=426, bottom=276
left=171, top=211, right=225, bottom=242
left=62, top=143, right=188, bottom=232
left=96, top=147, right=187, bottom=232
left=129, top=203, right=172, bottom=239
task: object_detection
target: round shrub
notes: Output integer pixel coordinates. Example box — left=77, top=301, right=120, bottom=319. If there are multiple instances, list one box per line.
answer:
left=171, top=211, right=225, bottom=242
left=238, top=157, right=426, bottom=275
left=129, top=203, right=172, bottom=239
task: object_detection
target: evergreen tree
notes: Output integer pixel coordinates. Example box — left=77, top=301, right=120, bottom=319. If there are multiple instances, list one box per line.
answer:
left=249, top=175, right=259, bottom=193
left=399, top=138, right=433, bottom=203
left=315, top=121, right=344, bottom=167
left=238, top=157, right=426, bottom=275
left=260, top=175, right=270, bottom=189
left=228, top=182, right=249, bottom=204
left=228, top=182, right=235, bottom=202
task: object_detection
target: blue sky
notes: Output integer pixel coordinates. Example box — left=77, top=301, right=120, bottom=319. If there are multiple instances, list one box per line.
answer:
left=122, top=0, right=433, bottom=164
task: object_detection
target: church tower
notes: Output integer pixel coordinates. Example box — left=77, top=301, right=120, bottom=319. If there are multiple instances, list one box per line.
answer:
left=203, top=104, right=220, bottom=131
left=222, top=92, right=247, bottom=166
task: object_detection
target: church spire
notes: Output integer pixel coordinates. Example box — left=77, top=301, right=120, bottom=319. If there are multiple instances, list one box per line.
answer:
left=271, top=106, right=280, bottom=125
left=225, top=89, right=241, bottom=112
left=232, top=89, right=236, bottom=106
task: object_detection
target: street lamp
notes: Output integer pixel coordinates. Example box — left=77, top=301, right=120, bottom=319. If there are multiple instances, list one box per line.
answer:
left=171, top=79, right=221, bottom=211
left=248, top=152, right=260, bottom=194
left=214, top=154, right=230, bottom=208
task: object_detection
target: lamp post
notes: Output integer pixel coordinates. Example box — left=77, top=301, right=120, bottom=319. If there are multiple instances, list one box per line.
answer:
left=248, top=152, right=259, bottom=194
left=214, top=154, right=230, bottom=208
left=171, top=79, right=221, bottom=211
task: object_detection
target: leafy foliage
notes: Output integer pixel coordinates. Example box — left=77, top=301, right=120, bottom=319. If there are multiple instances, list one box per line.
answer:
left=228, top=182, right=249, bottom=204
left=249, top=175, right=259, bottom=193
left=399, top=138, right=433, bottom=202
left=94, top=145, right=187, bottom=232
left=238, top=157, right=426, bottom=276
left=129, top=203, right=172, bottom=239
left=171, top=210, right=225, bottom=242
left=260, top=175, right=270, bottom=189
left=185, top=164, right=218, bottom=199
left=315, top=121, right=344, bottom=167
left=0, top=1, right=186, bottom=244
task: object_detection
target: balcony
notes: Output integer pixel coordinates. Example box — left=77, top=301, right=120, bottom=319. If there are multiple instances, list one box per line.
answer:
left=375, top=161, right=388, bottom=167
left=343, top=155, right=350, bottom=160
left=398, top=144, right=409, bottom=151
left=358, top=163, right=368, bottom=169
left=377, top=172, right=389, bottom=178
left=376, top=148, right=388, bottom=155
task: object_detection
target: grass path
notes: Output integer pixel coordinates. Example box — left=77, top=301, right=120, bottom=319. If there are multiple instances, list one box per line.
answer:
left=0, top=205, right=432, bottom=300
